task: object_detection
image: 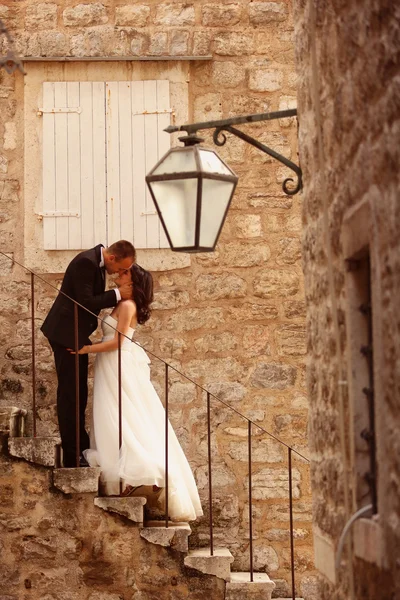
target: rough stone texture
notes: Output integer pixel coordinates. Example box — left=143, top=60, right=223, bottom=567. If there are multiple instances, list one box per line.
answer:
left=8, top=436, right=60, bottom=467
left=0, top=0, right=313, bottom=592
left=94, top=496, right=147, bottom=524
left=293, top=0, right=400, bottom=597
left=140, top=523, right=191, bottom=553
left=115, top=6, right=150, bottom=27
left=226, top=572, right=276, bottom=599
left=53, top=468, right=101, bottom=494
left=25, top=3, right=57, bottom=30
left=63, top=4, right=108, bottom=27
left=0, top=451, right=226, bottom=599
left=184, top=547, right=234, bottom=581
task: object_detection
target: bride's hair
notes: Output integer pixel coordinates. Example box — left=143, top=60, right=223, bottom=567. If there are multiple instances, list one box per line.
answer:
left=130, top=264, right=154, bottom=324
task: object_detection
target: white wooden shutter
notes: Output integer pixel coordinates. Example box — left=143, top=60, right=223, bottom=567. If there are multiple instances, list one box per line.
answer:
left=41, top=80, right=171, bottom=250
left=41, top=82, right=107, bottom=250
left=105, top=80, right=171, bottom=248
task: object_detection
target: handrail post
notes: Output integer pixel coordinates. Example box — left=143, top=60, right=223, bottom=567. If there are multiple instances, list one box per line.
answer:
left=165, top=363, right=169, bottom=527
left=207, top=392, right=214, bottom=556
left=288, top=447, right=295, bottom=600
left=118, top=332, right=122, bottom=495
left=74, top=304, right=80, bottom=468
left=248, top=420, right=253, bottom=581
left=30, top=273, right=36, bottom=438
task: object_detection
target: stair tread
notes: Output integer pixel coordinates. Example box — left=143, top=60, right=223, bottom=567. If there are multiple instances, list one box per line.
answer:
left=186, top=547, right=233, bottom=558
left=230, top=572, right=274, bottom=583
left=142, top=521, right=191, bottom=530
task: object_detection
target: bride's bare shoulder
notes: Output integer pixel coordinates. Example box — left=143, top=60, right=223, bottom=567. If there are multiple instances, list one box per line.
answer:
left=119, top=299, right=136, bottom=314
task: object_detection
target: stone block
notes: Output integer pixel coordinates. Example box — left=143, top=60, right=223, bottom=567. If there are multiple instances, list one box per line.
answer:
left=184, top=547, right=234, bottom=580
left=8, top=437, right=60, bottom=467
left=115, top=5, right=150, bottom=27
left=25, top=4, right=57, bottom=29
left=214, top=32, right=254, bottom=56
left=250, top=467, right=301, bottom=499
left=94, top=496, right=147, bottom=524
left=38, top=31, right=69, bottom=56
left=152, top=290, right=190, bottom=310
left=253, top=270, right=299, bottom=298
left=249, top=2, right=287, bottom=24
left=63, top=3, right=108, bottom=27
left=170, top=30, right=190, bottom=55
left=194, top=93, right=223, bottom=121
left=155, top=4, right=195, bottom=26
left=250, top=362, right=297, bottom=389
left=212, top=61, right=245, bottom=88
left=249, top=69, right=283, bottom=92
left=53, top=468, right=101, bottom=494
left=195, top=273, right=247, bottom=300
left=202, top=4, right=242, bottom=27
left=226, top=572, right=276, bottom=600
left=193, top=31, right=212, bottom=55
left=140, top=522, right=191, bottom=553
left=149, top=32, right=168, bottom=55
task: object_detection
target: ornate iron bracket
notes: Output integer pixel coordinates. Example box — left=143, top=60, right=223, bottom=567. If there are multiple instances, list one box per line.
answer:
left=165, top=109, right=302, bottom=195
left=0, top=19, right=26, bottom=75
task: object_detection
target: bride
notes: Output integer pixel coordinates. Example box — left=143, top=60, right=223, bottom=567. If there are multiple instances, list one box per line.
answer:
left=75, top=264, right=203, bottom=522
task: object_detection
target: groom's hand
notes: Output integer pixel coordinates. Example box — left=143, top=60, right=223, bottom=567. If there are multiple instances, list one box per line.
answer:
left=119, top=282, right=133, bottom=300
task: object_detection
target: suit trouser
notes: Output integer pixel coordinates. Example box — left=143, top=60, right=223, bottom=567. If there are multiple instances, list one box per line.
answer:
left=50, top=340, right=90, bottom=467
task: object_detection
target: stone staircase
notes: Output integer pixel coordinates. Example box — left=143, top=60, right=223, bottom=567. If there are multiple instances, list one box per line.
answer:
left=1, top=406, right=303, bottom=600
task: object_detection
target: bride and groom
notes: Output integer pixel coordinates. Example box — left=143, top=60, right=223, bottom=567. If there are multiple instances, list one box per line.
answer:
left=41, top=241, right=203, bottom=522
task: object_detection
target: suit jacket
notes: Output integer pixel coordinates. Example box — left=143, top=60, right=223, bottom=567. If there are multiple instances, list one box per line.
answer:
left=41, top=245, right=117, bottom=349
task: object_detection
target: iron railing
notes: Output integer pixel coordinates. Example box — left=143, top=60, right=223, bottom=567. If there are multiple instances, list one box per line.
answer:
left=0, top=250, right=310, bottom=597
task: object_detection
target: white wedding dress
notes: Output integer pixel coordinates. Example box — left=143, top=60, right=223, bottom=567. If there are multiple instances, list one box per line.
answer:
left=84, top=314, right=203, bottom=522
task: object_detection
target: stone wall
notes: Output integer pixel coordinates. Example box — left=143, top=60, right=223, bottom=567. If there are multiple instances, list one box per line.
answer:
left=0, top=437, right=226, bottom=599
left=0, top=0, right=315, bottom=596
left=293, top=0, right=400, bottom=597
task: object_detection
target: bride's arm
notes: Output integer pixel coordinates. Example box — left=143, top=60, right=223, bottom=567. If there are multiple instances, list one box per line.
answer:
left=76, top=302, right=136, bottom=354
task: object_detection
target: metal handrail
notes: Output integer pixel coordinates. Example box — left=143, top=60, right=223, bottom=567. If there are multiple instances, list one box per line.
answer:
left=1, top=250, right=309, bottom=598
left=0, top=251, right=310, bottom=461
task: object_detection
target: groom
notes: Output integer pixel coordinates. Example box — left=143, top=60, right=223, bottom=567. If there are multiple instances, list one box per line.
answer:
left=41, top=240, right=136, bottom=468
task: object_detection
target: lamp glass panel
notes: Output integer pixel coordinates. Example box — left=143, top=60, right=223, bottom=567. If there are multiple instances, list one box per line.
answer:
left=152, top=148, right=197, bottom=175
left=150, top=178, right=198, bottom=248
left=199, top=178, right=235, bottom=247
left=199, top=149, right=232, bottom=175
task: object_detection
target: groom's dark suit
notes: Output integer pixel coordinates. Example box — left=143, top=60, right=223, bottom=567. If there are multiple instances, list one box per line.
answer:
left=41, top=245, right=118, bottom=467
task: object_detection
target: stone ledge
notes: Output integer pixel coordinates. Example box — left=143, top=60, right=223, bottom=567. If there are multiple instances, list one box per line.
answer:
left=226, top=572, right=276, bottom=600
left=140, top=522, right=191, bottom=553
left=8, top=436, right=61, bottom=467
left=53, top=467, right=101, bottom=494
left=184, top=547, right=234, bottom=581
left=94, top=496, right=147, bottom=524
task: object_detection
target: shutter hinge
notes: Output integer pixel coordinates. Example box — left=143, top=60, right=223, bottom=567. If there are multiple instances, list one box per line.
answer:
left=134, top=109, right=172, bottom=116
left=37, top=107, right=82, bottom=116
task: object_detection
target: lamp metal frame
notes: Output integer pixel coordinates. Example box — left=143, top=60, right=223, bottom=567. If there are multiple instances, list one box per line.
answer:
left=165, top=108, right=302, bottom=195
left=146, top=143, right=238, bottom=252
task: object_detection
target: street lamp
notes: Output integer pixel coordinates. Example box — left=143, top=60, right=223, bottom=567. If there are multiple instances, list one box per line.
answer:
left=146, top=109, right=302, bottom=253
left=146, top=133, right=238, bottom=253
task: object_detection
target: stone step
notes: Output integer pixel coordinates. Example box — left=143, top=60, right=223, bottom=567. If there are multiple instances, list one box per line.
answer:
left=140, top=521, right=191, bottom=553
left=53, top=467, right=101, bottom=494
left=226, top=572, right=276, bottom=600
left=8, top=436, right=61, bottom=467
left=184, top=547, right=234, bottom=581
left=0, top=406, right=27, bottom=437
left=94, top=496, right=147, bottom=524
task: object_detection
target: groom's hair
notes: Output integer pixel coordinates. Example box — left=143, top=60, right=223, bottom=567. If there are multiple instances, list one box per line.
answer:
left=107, top=240, right=136, bottom=262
